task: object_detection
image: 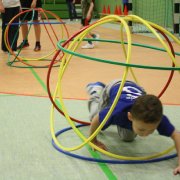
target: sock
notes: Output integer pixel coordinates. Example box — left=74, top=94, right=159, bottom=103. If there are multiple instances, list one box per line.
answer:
left=36, top=41, right=40, bottom=46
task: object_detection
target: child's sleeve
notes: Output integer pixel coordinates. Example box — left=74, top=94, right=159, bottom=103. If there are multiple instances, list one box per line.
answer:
left=157, top=115, right=175, bottom=137
left=98, top=107, right=112, bottom=130
left=98, top=102, right=132, bottom=130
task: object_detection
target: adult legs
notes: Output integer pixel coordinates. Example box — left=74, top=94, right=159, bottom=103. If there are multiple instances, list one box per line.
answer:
left=33, top=20, right=41, bottom=51
left=1, top=7, right=19, bottom=52
left=70, top=2, right=77, bottom=19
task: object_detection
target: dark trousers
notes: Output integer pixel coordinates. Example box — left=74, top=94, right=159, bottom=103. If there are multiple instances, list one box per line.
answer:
left=66, top=0, right=77, bottom=20
left=1, top=6, right=20, bottom=51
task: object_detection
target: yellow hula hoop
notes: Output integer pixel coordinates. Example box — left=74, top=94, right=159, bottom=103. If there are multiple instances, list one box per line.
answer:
left=119, top=17, right=139, bottom=85
left=50, top=18, right=118, bottom=150
left=50, top=15, right=176, bottom=160
left=51, top=15, right=131, bottom=152
left=127, top=15, right=180, bottom=69
left=126, top=15, right=180, bottom=45
left=60, top=15, right=138, bottom=84
left=4, top=10, right=53, bottom=61
left=4, top=8, right=67, bottom=62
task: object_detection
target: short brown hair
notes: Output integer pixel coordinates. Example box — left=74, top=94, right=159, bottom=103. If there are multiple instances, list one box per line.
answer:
left=130, top=94, right=163, bottom=123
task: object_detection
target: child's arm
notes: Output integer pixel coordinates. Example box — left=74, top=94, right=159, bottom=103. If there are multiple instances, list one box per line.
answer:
left=171, top=130, right=180, bottom=175
left=86, top=1, right=94, bottom=20
left=89, top=114, right=107, bottom=151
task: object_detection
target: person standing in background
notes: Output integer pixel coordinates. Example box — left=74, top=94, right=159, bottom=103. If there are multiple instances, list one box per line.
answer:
left=81, top=0, right=99, bottom=49
left=0, top=0, right=20, bottom=53
left=66, top=0, right=77, bottom=21
left=17, top=0, right=42, bottom=52
left=123, top=0, right=128, bottom=12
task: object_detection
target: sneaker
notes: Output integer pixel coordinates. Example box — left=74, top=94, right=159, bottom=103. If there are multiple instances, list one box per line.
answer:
left=34, top=43, right=41, bottom=52
left=86, top=82, right=106, bottom=96
left=94, top=34, right=100, bottom=44
left=81, top=43, right=94, bottom=49
left=17, top=41, right=29, bottom=49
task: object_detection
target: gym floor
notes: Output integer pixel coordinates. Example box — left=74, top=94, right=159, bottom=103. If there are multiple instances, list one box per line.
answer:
left=0, top=17, right=180, bottom=180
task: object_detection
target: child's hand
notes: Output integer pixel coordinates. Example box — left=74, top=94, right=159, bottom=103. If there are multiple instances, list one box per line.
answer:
left=173, top=166, right=180, bottom=175
left=92, top=139, right=108, bottom=151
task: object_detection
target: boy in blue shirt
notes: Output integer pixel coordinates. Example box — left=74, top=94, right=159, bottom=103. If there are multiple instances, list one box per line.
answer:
left=87, top=80, right=180, bottom=175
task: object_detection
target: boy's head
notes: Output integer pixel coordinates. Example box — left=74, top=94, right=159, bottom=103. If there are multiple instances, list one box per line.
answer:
left=128, top=94, right=163, bottom=137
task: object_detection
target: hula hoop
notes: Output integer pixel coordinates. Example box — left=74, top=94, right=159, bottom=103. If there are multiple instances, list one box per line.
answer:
left=49, top=15, right=180, bottom=162
left=7, top=59, right=60, bottom=68
left=57, top=39, right=180, bottom=70
left=47, top=28, right=92, bottom=125
left=50, top=15, right=132, bottom=154
left=52, top=124, right=177, bottom=164
left=5, top=8, right=69, bottom=67
left=47, top=17, right=178, bottom=125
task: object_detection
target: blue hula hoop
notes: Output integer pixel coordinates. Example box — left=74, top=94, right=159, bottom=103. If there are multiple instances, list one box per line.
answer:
left=52, top=124, right=177, bottom=164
